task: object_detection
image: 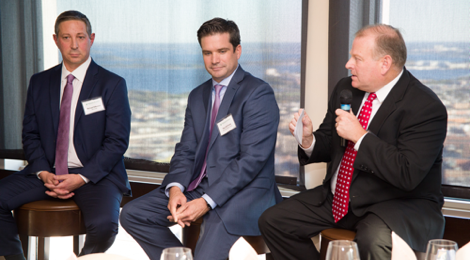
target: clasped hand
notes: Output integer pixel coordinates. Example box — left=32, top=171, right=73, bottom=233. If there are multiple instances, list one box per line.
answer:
left=40, top=171, right=86, bottom=199
left=167, top=186, right=210, bottom=228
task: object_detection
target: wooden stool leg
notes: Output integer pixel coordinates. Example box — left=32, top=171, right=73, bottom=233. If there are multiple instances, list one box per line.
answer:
left=38, top=237, right=45, bottom=260
left=37, top=236, right=50, bottom=260
left=73, top=235, right=81, bottom=256
left=19, top=234, right=29, bottom=259
left=182, top=224, right=201, bottom=255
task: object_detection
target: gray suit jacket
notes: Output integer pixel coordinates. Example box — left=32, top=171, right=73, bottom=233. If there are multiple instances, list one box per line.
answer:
left=162, top=66, right=283, bottom=236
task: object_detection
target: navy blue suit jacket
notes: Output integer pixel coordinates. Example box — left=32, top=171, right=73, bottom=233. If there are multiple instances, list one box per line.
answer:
left=299, top=68, right=447, bottom=251
left=21, top=60, right=131, bottom=195
left=162, top=66, right=282, bottom=236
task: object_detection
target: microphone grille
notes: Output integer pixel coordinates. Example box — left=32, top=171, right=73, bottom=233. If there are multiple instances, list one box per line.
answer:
left=340, top=90, right=352, bottom=104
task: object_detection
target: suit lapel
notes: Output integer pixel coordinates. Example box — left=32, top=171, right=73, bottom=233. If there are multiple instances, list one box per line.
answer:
left=191, top=80, right=213, bottom=178
left=368, top=69, right=410, bottom=134
left=351, top=69, right=409, bottom=182
left=74, top=60, right=99, bottom=126
left=351, top=87, right=365, bottom=116
left=50, top=64, right=62, bottom=136
left=202, top=80, right=211, bottom=115
left=207, top=66, right=244, bottom=149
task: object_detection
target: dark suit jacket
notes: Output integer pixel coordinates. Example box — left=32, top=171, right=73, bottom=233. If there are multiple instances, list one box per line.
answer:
left=161, top=66, right=282, bottom=236
left=300, top=68, right=447, bottom=252
left=21, top=60, right=132, bottom=195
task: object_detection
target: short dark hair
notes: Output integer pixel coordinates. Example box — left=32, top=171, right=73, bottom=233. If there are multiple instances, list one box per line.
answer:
left=55, top=10, right=92, bottom=37
left=197, top=18, right=240, bottom=51
left=356, top=24, right=407, bottom=69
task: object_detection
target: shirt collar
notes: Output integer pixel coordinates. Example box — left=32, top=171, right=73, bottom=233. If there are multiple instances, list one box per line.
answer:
left=374, top=69, right=404, bottom=103
left=60, top=56, right=92, bottom=82
left=212, top=64, right=239, bottom=88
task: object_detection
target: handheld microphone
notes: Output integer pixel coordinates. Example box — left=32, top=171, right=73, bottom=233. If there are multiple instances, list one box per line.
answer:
left=339, top=90, right=352, bottom=147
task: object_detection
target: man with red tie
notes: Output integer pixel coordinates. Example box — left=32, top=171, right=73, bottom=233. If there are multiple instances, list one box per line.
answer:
left=259, top=24, right=447, bottom=260
left=0, top=10, right=131, bottom=260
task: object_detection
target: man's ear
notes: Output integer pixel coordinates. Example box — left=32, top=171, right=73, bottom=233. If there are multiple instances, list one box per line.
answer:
left=53, top=34, right=59, bottom=47
left=381, top=55, right=393, bottom=75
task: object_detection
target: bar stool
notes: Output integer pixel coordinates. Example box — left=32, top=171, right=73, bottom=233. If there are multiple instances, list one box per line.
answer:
left=182, top=217, right=272, bottom=259
left=14, top=199, right=86, bottom=260
left=320, top=228, right=356, bottom=260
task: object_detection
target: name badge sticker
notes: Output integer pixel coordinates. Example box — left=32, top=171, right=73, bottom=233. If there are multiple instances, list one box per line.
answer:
left=82, top=97, right=105, bottom=115
left=217, top=114, right=236, bottom=136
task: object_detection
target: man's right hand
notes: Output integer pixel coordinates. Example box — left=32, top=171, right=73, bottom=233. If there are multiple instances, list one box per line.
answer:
left=289, top=109, right=314, bottom=148
left=167, top=186, right=188, bottom=227
left=38, top=171, right=59, bottom=186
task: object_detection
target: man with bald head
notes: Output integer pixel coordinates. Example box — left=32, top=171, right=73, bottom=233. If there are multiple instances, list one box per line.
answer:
left=259, top=24, right=447, bottom=259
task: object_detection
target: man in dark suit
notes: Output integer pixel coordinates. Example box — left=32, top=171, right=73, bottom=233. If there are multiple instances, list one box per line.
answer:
left=259, top=24, right=447, bottom=260
left=0, top=10, right=131, bottom=260
left=120, top=18, right=282, bottom=260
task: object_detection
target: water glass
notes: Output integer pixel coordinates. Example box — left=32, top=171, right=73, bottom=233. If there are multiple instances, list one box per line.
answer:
left=425, top=239, right=458, bottom=260
left=160, top=247, right=193, bottom=260
left=325, top=240, right=361, bottom=260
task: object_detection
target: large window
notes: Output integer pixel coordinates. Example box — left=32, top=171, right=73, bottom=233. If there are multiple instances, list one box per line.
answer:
left=382, top=0, right=470, bottom=188
left=47, top=0, right=304, bottom=180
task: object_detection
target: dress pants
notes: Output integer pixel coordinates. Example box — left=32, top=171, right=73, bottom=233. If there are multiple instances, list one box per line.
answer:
left=0, top=171, right=122, bottom=256
left=258, top=186, right=393, bottom=260
left=120, top=178, right=240, bottom=260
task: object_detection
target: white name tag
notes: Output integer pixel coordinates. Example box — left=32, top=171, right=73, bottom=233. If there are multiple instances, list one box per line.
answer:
left=217, top=114, right=236, bottom=136
left=82, top=97, right=105, bottom=115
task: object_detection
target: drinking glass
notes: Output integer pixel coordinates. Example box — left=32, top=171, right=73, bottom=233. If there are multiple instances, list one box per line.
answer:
left=160, top=247, right=193, bottom=260
left=325, top=240, right=361, bottom=260
left=425, top=239, right=458, bottom=260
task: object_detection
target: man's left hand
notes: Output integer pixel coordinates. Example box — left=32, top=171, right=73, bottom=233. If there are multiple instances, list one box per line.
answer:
left=335, top=109, right=367, bottom=143
left=44, top=174, right=86, bottom=199
left=167, top=198, right=210, bottom=227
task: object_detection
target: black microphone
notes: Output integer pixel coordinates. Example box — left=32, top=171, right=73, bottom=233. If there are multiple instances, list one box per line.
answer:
left=339, top=90, right=352, bottom=147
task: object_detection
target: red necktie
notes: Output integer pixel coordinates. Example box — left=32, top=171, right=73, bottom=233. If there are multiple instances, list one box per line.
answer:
left=55, top=74, right=74, bottom=175
left=332, top=93, right=377, bottom=222
left=187, top=84, right=223, bottom=191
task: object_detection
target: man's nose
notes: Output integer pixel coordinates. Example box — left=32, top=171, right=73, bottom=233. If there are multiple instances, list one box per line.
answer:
left=345, top=58, right=353, bottom=70
left=71, top=38, right=78, bottom=49
left=212, top=53, right=219, bottom=64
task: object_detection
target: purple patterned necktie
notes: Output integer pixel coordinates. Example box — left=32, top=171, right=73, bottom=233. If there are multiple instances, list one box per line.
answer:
left=332, top=92, right=376, bottom=222
left=55, top=74, right=75, bottom=175
left=187, top=84, right=223, bottom=191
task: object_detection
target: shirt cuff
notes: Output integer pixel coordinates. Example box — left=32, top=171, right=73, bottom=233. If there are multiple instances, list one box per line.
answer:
left=165, top=182, right=185, bottom=197
left=36, top=171, right=44, bottom=179
left=78, top=174, right=90, bottom=183
left=299, top=134, right=315, bottom=157
left=202, top=194, right=217, bottom=209
left=354, top=132, right=369, bottom=151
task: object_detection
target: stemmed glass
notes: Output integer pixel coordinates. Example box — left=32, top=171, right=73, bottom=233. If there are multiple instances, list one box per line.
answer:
left=425, top=239, right=458, bottom=260
left=160, top=247, right=193, bottom=260
left=325, top=240, right=361, bottom=260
